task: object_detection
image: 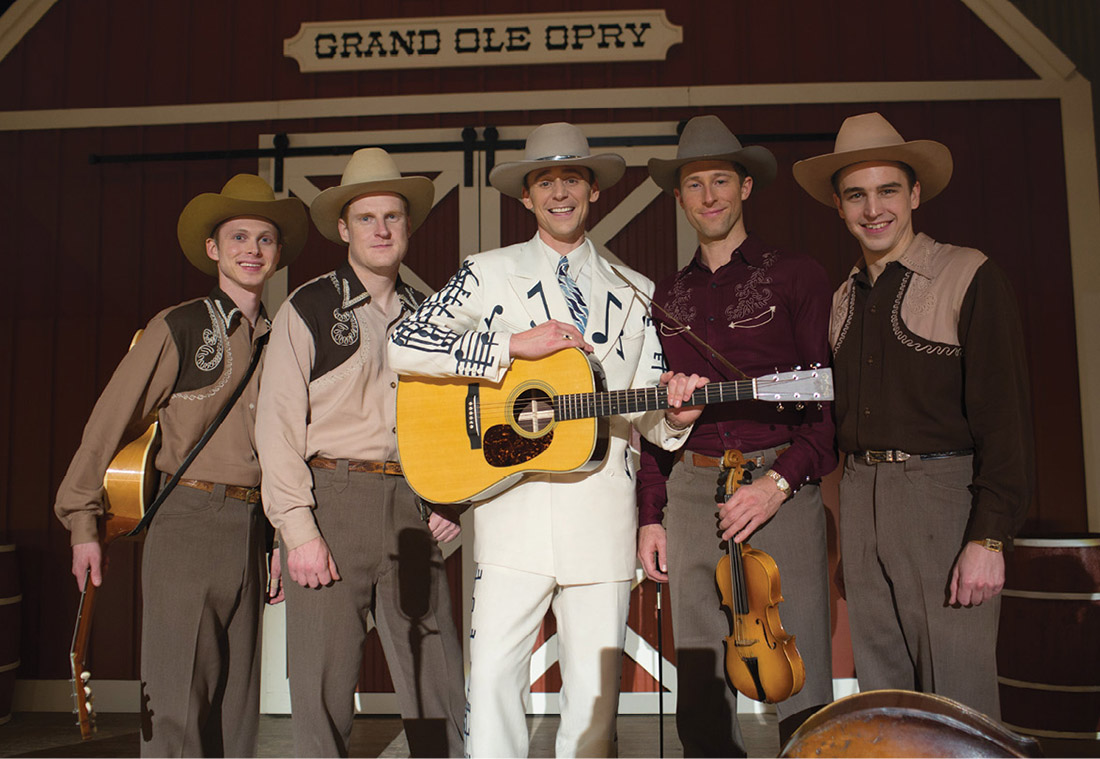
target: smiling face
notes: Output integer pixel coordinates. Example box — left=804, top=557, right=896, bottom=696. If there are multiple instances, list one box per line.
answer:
left=521, top=166, right=599, bottom=254
left=205, top=216, right=281, bottom=297
left=674, top=159, right=753, bottom=246
left=337, top=192, right=411, bottom=279
left=833, top=161, right=921, bottom=264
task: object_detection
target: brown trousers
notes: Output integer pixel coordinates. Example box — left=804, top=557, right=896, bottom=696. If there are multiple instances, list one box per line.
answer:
left=140, top=483, right=266, bottom=757
left=839, top=453, right=1000, bottom=718
left=283, top=464, right=466, bottom=758
left=665, top=450, right=833, bottom=757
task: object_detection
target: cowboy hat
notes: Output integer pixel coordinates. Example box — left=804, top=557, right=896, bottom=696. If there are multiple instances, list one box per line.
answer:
left=648, top=115, right=778, bottom=194
left=177, top=174, right=309, bottom=276
left=310, top=147, right=436, bottom=244
left=489, top=122, right=626, bottom=199
left=793, top=112, right=954, bottom=206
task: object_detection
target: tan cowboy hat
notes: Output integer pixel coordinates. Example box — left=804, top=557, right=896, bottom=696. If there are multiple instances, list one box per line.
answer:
left=489, top=122, right=626, bottom=199
left=648, top=115, right=778, bottom=194
left=177, top=174, right=309, bottom=276
left=793, top=112, right=954, bottom=206
left=310, top=147, right=435, bottom=244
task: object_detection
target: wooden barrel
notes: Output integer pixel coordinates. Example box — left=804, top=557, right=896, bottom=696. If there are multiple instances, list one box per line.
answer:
left=0, top=544, right=21, bottom=726
left=998, top=534, right=1100, bottom=753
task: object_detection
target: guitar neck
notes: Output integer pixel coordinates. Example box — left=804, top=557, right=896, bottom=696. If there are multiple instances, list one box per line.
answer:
left=555, top=379, right=755, bottom=421
left=70, top=571, right=98, bottom=740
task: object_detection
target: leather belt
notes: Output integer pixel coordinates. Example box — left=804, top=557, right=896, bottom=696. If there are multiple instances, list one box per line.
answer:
left=309, top=457, right=404, bottom=476
left=177, top=479, right=261, bottom=503
left=857, top=449, right=974, bottom=465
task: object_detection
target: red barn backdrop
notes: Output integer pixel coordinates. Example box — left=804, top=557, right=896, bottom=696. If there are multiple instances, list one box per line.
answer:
left=0, top=0, right=1096, bottom=721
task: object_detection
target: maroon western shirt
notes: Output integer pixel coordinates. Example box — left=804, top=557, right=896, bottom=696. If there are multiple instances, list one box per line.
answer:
left=636, top=234, right=837, bottom=526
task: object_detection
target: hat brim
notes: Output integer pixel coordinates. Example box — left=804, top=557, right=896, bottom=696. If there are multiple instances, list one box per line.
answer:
left=793, top=141, right=953, bottom=206
left=310, top=176, right=435, bottom=244
left=177, top=195, right=309, bottom=276
left=488, top=154, right=626, bottom=199
left=647, top=146, right=778, bottom=195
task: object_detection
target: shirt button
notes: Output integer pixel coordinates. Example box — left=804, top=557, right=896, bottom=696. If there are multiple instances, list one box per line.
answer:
left=870, top=304, right=877, bottom=314
left=863, top=407, right=871, bottom=416
left=710, top=282, right=718, bottom=288
left=866, top=355, right=874, bottom=365
left=708, top=316, right=715, bottom=322
left=249, top=403, right=255, bottom=410
left=390, top=381, right=396, bottom=388
left=392, top=427, right=397, bottom=434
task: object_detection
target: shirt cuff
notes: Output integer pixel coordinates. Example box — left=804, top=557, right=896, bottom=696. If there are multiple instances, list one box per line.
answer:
left=69, top=513, right=100, bottom=546
left=965, top=508, right=1018, bottom=545
left=276, top=507, right=322, bottom=551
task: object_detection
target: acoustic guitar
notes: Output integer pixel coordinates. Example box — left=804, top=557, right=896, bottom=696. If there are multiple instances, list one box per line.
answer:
left=69, top=330, right=160, bottom=739
left=396, top=347, right=832, bottom=504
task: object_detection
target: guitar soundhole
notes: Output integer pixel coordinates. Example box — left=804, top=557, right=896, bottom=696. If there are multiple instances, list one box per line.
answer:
left=512, top=389, right=556, bottom=435
left=483, top=424, right=553, bottom=468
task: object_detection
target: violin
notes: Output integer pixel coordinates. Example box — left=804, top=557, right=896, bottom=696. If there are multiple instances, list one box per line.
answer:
left=715, top=449, right=805, bottom=704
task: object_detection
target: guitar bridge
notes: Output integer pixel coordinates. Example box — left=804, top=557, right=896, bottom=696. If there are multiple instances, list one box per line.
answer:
left=465, top=383, right=482, bottom=450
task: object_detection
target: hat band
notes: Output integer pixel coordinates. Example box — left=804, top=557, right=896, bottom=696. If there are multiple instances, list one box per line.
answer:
left=533, top=154, right=584, bottom=161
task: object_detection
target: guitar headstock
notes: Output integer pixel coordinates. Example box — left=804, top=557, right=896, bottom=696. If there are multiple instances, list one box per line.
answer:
left=70, top=654, right=97, bottom=739
left=754, top=367, right=834, bottom=403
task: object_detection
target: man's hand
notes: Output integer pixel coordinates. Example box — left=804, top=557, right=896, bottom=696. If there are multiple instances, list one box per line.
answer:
left=428, top=505, right=462, bottom=543
left=949, top=541, right=1005, bottom=606
left=267, top=547, right=285, bottom=604
left=718, top=477, right=786, bottom=543
left=637, top=523, right=669, bottom=583
left=71, top=541, right=104, bottom=592
left=509, top=319, right=593, bottom=360
left=661, top=371, right=708, bottom=429
left=286, top=536, right=341, bottom=589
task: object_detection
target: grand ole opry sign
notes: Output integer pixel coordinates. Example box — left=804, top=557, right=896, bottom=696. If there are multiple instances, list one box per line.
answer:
left=284, top=10, right=682, bottom=72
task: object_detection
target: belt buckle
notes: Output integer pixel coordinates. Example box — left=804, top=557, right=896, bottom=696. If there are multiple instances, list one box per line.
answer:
left=864, top=450, right=910, bottom=464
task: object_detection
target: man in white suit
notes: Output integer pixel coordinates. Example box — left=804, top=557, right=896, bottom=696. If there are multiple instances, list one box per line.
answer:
left=389, top=122, right=705, bottom=757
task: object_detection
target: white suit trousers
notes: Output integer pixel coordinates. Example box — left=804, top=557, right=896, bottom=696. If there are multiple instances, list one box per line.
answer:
left=466, top=564, right=631, bottom=758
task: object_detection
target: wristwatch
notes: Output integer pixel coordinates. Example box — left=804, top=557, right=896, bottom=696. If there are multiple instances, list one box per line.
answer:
left=764, top=469, right=792, bottom=499
left=970, top=538, right=1004, bottom=553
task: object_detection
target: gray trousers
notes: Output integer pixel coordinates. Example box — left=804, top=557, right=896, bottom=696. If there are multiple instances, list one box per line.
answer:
left=665, top=450, right=833, bottom=757
left=140, top=483, right=266, bottom=757
left=283, top=464, right=466, bottom=758
left=839, top=453, right=1000, bottom=718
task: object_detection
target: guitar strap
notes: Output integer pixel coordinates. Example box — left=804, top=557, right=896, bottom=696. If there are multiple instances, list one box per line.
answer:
left=126, top=330, right=269, bottom=536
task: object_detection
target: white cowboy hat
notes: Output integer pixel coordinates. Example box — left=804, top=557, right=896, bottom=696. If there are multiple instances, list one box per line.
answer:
left=310, top=147, right=435, bottom=244
left=793, top=112, right=953, bottom=206
left=177, top=174, right=308, bottom=275
left=648, top=115, right=777, bottom=194
left=488, top=122, right=625, bottom=199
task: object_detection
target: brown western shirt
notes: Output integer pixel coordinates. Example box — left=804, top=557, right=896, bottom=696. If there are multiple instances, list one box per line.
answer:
left=831, top=233, right=1034, bottom=542
left=256, top=262, right=423, bottom=551
left=54, top=288, right=269, bottom=546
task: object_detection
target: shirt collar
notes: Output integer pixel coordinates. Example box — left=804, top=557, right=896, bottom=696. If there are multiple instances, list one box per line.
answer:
left=847, top=232, right=940, bottom=285
left=680, top=232, right=765, bottom=279
left=208, top=286, right=269, bottom=331
left=537, top=234, right=592, bottom=278
left=333, top=260, right=372, bottom=312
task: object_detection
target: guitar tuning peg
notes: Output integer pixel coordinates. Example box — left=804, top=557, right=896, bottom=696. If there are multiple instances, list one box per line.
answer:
left=776, top=403, right=784, bottom=412
left=744, top=460, right=757, bottom=471
left=84, top=686, right=92, bottom=697
left=811, top=362, right=821, bottom=369
left=80, top=671, right=91, bottom=682
left=795, top=402, right=805, bottom=411
left=794, top=365, right=802, bottom=371
left=816, top=402, right=823, bottom=410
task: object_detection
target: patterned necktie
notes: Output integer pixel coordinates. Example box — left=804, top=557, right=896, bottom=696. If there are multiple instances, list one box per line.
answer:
left=557, top=255, right=588, bottom=333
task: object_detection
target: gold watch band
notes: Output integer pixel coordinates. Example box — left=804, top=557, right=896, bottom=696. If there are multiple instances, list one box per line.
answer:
left=970, top=538, right=1004, bottom=553
left=764, top=469, right=791, bottom=498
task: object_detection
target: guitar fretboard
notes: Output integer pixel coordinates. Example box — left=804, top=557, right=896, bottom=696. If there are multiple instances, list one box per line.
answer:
left=555, top=379, right=756, bottom=421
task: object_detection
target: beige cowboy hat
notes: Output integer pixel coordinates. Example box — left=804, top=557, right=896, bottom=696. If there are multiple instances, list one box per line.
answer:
left=793, top=112, right=954, bottom=206
left=177, top=174, right=309, bottom=276
left=310, top=147, right=436, bottom=244
left=648, top=115, right=778, bottom=194
left=489, top=122, right=626, bottom=199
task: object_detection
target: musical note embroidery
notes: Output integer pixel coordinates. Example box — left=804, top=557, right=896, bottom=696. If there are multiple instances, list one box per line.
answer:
left=483, top=304, right=504, bottom=330
left=592, top=292, right=622, bottom=344
left=526, top=282, right=552, bottom=323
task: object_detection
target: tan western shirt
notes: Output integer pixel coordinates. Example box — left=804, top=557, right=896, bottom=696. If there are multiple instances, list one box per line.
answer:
left=54, top=288, right=269, bottom=545
left=256, top=262, right=423, bottom=551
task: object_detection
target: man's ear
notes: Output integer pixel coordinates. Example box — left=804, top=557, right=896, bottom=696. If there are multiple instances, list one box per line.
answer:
left=588, top=180, right=600, bottom=203
left=205, top=238, right=220, bottom=262
left=910, top=180, right=921, bottom=211
left=740, top=175, right=754, bottom=201
left=521, top=187, right=534, bottom=211
left=337, top=216, right=350, bottom=244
